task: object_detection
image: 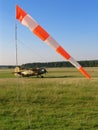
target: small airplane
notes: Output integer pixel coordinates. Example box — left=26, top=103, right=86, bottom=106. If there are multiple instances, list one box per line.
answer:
left=14, top=66, right=47, bottom=78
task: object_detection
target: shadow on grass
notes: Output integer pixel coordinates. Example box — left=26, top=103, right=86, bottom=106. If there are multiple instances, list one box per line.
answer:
left=44, top=75, right=74, bottom=78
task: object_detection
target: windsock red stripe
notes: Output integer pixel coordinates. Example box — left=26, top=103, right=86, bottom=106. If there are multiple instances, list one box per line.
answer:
left=79, top=67, right=91, bottom=79
left=16, top=5, right=27, bottom=22
left=33, top=25, right=50, bottom=41
left=56, top=46, right=71, bottom=59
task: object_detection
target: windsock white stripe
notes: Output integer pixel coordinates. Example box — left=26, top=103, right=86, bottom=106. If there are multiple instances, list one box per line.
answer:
left=68, top=57, right=81, bottom=69
left=22, top=15, right=38, bottom=31
left=45, top=36, right=59, bottom=50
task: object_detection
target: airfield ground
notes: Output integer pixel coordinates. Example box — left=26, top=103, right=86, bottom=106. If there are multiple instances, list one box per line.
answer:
left=0, top=67, right=98, bottom=130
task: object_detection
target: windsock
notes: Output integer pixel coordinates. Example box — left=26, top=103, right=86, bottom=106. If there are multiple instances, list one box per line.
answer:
left=16, top=5, right=91, bottom=79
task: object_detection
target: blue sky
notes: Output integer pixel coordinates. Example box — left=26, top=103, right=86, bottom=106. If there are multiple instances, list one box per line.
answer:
left=0, top=0, right=98, bottom=65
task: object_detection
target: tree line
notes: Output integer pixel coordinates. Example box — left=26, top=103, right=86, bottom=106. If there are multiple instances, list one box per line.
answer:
left=0, top=60, right=98, bottom=69
left=21, top=60, right=98, bottom=68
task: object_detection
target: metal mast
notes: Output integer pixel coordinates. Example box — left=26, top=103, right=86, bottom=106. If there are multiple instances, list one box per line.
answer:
left=15, top=22, right=18, bottom=66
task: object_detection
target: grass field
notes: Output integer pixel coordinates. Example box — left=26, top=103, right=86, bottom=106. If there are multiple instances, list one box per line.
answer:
left=0, top=67, right=98, bottom=130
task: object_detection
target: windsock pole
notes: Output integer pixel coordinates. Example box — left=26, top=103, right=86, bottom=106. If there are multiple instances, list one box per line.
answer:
left=15, top=22, right=18, bottom=66
left=16, top=5, right=91, bottom=79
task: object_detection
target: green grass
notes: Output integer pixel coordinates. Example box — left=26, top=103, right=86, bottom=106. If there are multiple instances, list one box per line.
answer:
left=0, top=67, right=98, bottom=130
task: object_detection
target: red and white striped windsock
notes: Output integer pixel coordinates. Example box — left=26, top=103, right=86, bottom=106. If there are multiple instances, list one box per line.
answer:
left=16, top=5, right=91, bottom=79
